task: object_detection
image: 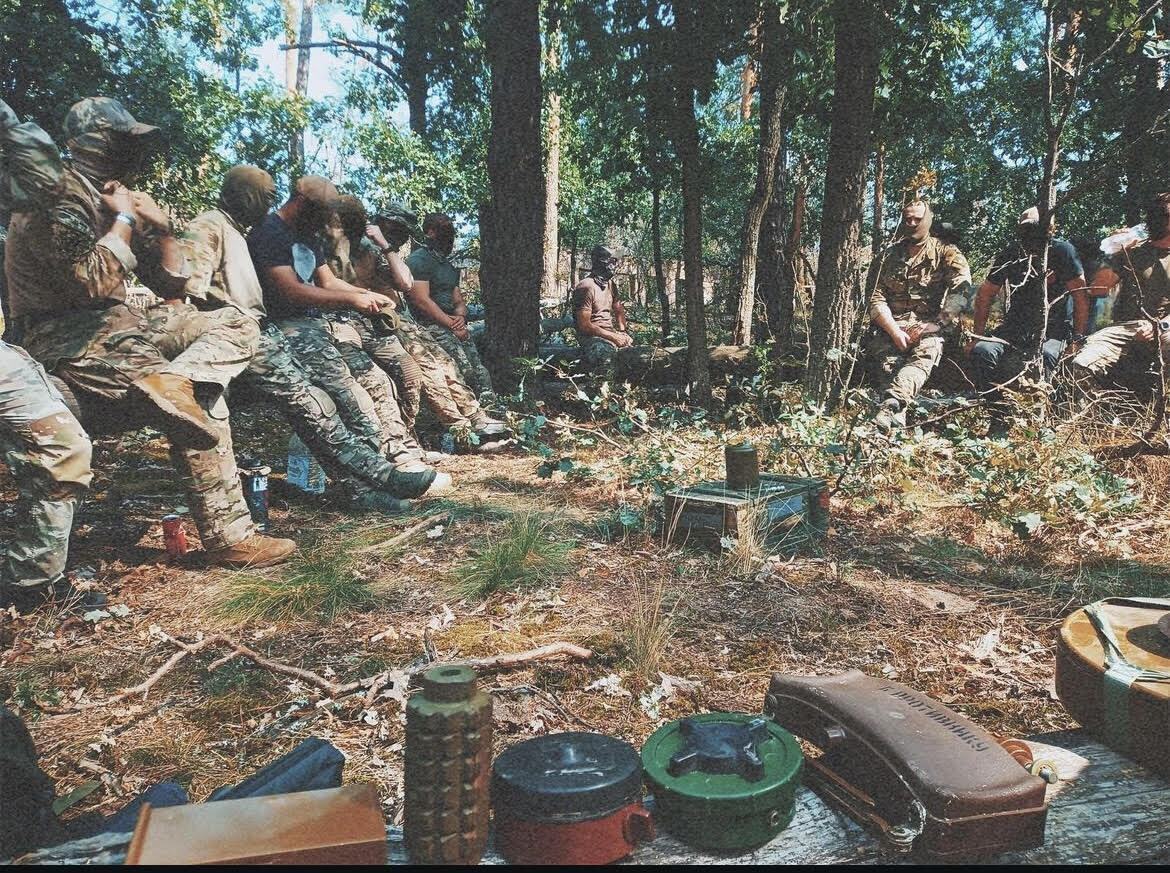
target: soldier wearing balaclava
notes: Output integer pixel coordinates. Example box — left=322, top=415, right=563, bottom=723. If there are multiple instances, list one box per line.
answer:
left=864, top=198, right=972, bottom=432
left=571, top=243, right=633, bottom=376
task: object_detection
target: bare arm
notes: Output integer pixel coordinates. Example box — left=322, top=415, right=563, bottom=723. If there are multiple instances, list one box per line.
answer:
left=575, top=304, right=631, bottom=347
left=971, top=279, right=999, bottom=337
left=407, top=280, right=458, bottom=329
left=1087, top=265, right=1119, bottom=298
left=263, top=264, right=367, bottom=311
left=379, top=251, right=413, bottom=296
left=1067, top=275, right=1089, bottom=336
left=613, top=298, right=628, bottom=332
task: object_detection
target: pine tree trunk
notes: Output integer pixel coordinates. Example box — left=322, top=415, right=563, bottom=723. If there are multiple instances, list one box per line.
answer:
left=402, top=3, right=428, bottom=139
left=287, top=0, right=314, bottom=173
left=873, top=141, right=885, bottom=252
left=756, top=134, right=788, bottom=343
left=672, top=88, right=711, bottom=405
left=804, top=0, right=881, bottom=409
left=732, top=9, right=790, bottom=346
left=542, top=31, right=562, bottom=302
left=480, top=0, right=546, bottom=391
left=652, top=184, right=671, bottom=341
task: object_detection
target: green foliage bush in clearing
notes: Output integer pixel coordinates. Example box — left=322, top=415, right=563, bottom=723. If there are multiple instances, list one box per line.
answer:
left=456, top=513, right=574, bottom=599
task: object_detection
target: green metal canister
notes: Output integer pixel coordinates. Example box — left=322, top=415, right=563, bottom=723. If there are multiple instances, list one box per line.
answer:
left=725, top=443, right=760, bottom=492
left=404, top=665, right=493, bottom=864
left=642, top=713, right=803, bottom=851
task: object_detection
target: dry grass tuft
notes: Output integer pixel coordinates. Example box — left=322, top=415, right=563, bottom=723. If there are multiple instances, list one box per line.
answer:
left=624, top=576, right=676, bottom=682
left=455, top=512, right=574, bottom=598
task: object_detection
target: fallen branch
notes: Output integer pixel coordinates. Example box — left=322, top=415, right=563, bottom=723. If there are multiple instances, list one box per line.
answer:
left=353, top=513, right=443, bottom=555
left=93, top=632, right=593, bottom=709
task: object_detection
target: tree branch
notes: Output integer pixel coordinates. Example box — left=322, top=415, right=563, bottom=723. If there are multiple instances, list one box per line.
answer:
left=280, top=37, right=404, bottom=80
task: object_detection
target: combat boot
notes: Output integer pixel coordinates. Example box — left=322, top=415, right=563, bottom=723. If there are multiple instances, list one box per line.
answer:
left=3, top=580, right=108, bottom=614
left=207, top=533, right=297, bottom=570
left=127, top=373, right=220, bottom=450
left=347, top=490, right=413, bottom=513
left=874, top=399, right=906, bottom=433
left=384, top=465, right=438, bottom=499
left=471, top=413, right=511, bottom=439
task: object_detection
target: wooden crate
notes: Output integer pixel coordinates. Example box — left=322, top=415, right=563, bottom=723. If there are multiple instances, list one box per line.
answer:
left=662, top=474, right=829, bottom=551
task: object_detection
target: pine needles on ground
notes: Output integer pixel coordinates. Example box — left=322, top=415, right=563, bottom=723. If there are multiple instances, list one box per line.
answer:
left=456, top=512, right=573, bottom=598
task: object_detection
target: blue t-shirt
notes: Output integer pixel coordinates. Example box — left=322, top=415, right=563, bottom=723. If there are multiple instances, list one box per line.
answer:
left=247, top=212, right=325, bottom=320
left=988, top=237, right=1083, bottom=342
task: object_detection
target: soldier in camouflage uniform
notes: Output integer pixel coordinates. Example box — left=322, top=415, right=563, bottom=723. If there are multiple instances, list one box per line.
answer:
left=4, top=97, right=295, bottom=569
left=572, top=244, right=633, bottom=376
left=247, top=176, right=445, bottom=489
left=405, top=213, right=494, bottom=397
left=864, top=200, right=972, bottom=431
left=327, top=199, right=509, bottom=446
left=0, top=102, right=100, bottom=611
left=180, top=166, right=435, bottom=505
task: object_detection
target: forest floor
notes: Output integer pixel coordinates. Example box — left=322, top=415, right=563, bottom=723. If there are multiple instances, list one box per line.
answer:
left=3, top=378, right=1170, bottom=830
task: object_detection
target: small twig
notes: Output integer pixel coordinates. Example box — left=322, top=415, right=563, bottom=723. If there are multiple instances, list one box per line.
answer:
left=354, top=513, right=443, bottom=555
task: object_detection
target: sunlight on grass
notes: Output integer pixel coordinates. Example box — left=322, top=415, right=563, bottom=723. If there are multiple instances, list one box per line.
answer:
left=216, top=543, right=378, bottom=623
left=624, top=576, right=675, bottom=682
left=455, top=512, right=573, bottom=598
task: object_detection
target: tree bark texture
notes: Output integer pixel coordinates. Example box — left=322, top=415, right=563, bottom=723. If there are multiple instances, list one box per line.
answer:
left=652, top=185, right=671, bottom=341
left=732, top=7, right=790, bottom=346
left=542, top=30, right=562, bottom=302
left=672, top=89, right=711, bottom=404
left=402, top=2, right=429, bottom=139
left=804, top=0, right=881, bottom=409
left=755, top=134, right=787, bottom=344
left=480, top=0, right=546, bottom=390
left=872, top=141, right=885, bottom=253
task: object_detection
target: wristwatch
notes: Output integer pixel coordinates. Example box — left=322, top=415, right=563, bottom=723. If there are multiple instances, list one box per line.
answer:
left=114, top=212, right=137, bottom=230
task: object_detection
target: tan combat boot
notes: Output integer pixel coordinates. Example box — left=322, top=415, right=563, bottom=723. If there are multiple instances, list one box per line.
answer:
left=208, top=533, right=297, bottom=569
left=128, top=372, right=220, bottom=450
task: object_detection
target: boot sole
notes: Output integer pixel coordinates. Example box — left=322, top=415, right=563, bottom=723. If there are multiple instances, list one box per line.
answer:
left=129, top=383, right=220, bottom=451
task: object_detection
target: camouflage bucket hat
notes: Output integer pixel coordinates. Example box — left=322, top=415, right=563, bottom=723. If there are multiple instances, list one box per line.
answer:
left=373, top=201, right=420, bottom=236
left=0, top=99, right=65, bottom=212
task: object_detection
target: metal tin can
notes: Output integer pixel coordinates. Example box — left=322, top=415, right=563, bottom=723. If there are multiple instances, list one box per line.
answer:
left=404, top=665, right=492, bottom=864
left=492, top=732, right=654, bottom=865
left=162, top=514, right=188, bottom=557
left=641, top=713, right=803, bottom=851
left=237, top=457, right=271, bottom=531
left=725, top=443, right=760, bottom=492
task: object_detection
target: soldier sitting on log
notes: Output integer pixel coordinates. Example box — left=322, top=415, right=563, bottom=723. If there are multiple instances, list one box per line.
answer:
left=571, top=244, right=633, bottom=377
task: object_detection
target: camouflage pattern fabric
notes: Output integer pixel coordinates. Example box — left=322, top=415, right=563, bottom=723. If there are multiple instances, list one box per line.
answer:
left=22, top=302, right=259, bottom=551
left=867, top=236, right=972, bottom=321
left=424, top=323, right=493, bottom=398
left=239, top=322, right=428, bottom=498
left=397, top=318, right=484, bottom=428
left=1069, top=320, right=1170, bottom=386
left=327, top=312, right=425, bottom=430
left=863, top=320, right=946, bottom=407
left=580, top=336, right=619, bottom=373
left=0, top=341, right=92, bottom=593
left=0, top=99, right=65, bottom=214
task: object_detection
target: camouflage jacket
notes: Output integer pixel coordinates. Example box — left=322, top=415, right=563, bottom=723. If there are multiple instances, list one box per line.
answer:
left=867, top=236, right=972, bottom=322
left=180, top=207, right=265, bottom=319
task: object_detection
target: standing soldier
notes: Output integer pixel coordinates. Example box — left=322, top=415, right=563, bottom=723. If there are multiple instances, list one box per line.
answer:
left=864, top=199, right=972, bottom=431
left=1068, top=192, right=1170, bottom=392
left=181, top=166, right=439, bottom=507
left=405, top=213, right=494, bottom=396
left=4, top=97, right=294, bottom=568
left=572, top=244, right=633, bottom=375
left=967, top=207, right=1088, bottom=435
left=247, top=175, right=444, bottom=493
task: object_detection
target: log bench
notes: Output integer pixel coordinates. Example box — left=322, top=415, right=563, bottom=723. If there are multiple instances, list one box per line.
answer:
left=13, top=729, right=1169, bottom=865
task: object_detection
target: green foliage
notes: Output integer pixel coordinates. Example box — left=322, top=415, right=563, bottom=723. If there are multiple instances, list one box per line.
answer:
left=592, top=502, right=647, bottom=541
left=455, top=512, right=574, bottom=598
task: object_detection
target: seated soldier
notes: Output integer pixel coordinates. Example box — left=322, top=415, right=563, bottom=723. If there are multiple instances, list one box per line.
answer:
left=1067, top=192, right=1170, bottom=392
left=864, top=199, right=972, bottom=431
left=967, top=207, right=1088, bottom=435
left=405, top=213, right=494, bottom=397
left=181, top=166, right=438, bottom=508
left=327, top=199, right=509, bottom=448
left=572, top=244, right=633, bottom=374
left=5, top=97, right=294, bottom=569
left=247, top=176, right=444, bottom=496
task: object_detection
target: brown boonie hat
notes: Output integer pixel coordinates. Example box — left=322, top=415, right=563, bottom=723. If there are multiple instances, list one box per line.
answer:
left=63, top=97, right=159, bottom=143
left=294, top=175, right=340, bottom=209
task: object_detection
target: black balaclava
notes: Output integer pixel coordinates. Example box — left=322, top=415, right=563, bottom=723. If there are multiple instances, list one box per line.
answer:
left=590, top=244, right=618, bottom=281
left=335, top=194, right=368, bottom=246
left=218, top=165, right=275, bottom=230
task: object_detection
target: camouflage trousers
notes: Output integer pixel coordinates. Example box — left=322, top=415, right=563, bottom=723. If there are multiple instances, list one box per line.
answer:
left=276, top=316, right=421, bottom=464
left=863, top=320, right=945, bottom=407
left=423, top=323, right=493, bottom=398
left=580, top=337, right=619, bottom=374
left=326, top=313, right=425, bottom=431
left=237, top=323, right=413, bottom=498
left=1069, top=321, right=1170, bottom=387
left=22, top=302, right=258, bottom=551
left=0, top=342, right=92, bottom=593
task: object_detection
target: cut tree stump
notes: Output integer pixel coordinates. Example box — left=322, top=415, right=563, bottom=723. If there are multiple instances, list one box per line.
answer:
left=13, top=730, right=1169, bottom=865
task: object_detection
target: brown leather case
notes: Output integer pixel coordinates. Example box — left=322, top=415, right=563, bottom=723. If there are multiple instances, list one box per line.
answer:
left=765, top=671, right=1048, bottom=859
left=124, top=784, right=386, bottom=865
left=1055, top=598, right=1170, bottom=778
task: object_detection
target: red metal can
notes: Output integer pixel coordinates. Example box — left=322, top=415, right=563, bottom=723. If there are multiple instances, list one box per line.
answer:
left=162, top=514, right=188, bottom=557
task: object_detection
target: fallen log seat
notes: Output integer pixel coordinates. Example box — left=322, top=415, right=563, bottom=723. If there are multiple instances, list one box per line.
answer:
left=14, top=729, right=1169, bottom=865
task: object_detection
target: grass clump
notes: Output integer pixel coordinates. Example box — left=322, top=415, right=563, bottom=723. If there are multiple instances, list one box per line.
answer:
left=624, top=577, right=675, bottom=681
left=456, top=512, right=573, bottom=598
left=216, top=542, right=377, bottom=623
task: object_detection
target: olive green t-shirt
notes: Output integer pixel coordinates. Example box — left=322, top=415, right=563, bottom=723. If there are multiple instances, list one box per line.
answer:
left=405, top=244, right=460, bottom=319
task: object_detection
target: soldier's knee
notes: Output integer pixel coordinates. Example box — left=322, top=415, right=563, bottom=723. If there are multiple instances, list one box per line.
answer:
left=307, top=385, right=339, bottom=418
left=36, top=415, right=93, bottom=491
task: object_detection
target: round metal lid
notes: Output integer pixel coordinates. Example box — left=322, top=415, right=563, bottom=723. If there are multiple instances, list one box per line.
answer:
left=492, top=732, right=643, bottom=819
left=641, top=713, right=802, bottom=811
left=420, top=665, right=477, bottom=702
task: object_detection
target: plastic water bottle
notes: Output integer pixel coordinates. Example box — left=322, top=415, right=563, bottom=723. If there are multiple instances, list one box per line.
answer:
left=286, top=434, right=326, bottom=494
